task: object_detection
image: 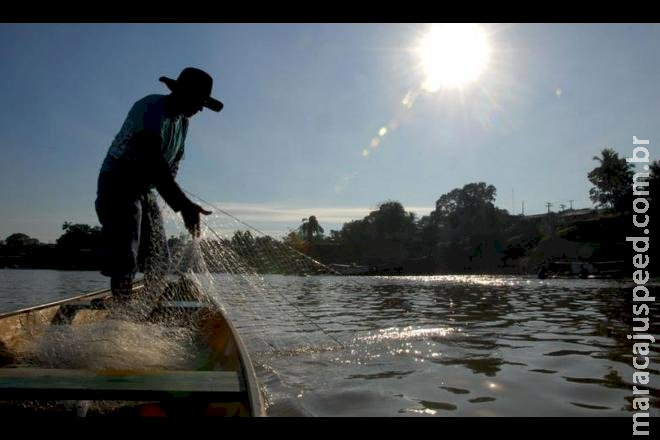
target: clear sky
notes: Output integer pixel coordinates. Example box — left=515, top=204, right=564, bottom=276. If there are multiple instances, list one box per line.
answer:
left=0, top=23, right=658, bottom=243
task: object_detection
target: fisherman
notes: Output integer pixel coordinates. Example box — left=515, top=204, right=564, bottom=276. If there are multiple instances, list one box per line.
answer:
left=95, top=67, right=221, bottom=300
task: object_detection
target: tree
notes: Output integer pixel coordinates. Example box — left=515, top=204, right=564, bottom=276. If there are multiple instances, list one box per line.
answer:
left=230, top=230, right=255, bottom=252
left=283, top=230, right=309, bottom=254
left=365, top=201, right=416, bottom=239
left=331, top=201, right=417, bottom=265
left=299, top=215, right=324, bottom=242
left=427, top=182, right=508, bottom=271
left=328, top=230, right=342, bottom=242
left=167, top=233, right=188, bottom=256
left=588, top=148, right=635, bottom=213
left=417, top=214, right=441, bottom=257
left=56, top=222, right=102, bottom=252
left=5, top=233, right=39, bottom=249
left=429, top=182, right=505, bottom=234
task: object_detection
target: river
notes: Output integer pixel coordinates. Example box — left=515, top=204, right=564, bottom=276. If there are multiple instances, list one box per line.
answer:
left=0, top=269, right=658, bottom=416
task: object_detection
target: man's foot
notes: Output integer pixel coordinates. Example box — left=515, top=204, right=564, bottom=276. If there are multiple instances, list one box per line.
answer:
left=106, top=295, right=149, bottom=322
left=108, top=277, right=147, bottom=320
left=111, top=277, right=134, bottom=301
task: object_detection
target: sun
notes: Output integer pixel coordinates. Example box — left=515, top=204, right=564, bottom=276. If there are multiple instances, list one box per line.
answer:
left=417, top=23, right=491, bottom=92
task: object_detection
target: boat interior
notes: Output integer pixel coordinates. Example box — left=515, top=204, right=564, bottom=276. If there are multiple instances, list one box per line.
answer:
left=0, top=277, right=260, bottom=416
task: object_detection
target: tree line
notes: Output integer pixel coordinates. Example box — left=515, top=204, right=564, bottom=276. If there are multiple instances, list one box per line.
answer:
left=0, top=222, right=103, bottom=270
left=2, top=149, right=657, bottom=276
left=282, top=149, right=658, bottom=276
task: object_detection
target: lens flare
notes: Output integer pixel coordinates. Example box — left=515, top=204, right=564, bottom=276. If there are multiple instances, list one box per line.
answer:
left=418, top=23, right=491, bottom=91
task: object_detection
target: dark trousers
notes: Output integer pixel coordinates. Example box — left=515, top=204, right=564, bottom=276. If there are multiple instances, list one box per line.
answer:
left=95, top=172, right=169, bottom=287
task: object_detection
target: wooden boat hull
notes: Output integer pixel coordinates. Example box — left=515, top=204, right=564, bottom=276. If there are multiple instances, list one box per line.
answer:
left=0, top=280, right=265, bottom=416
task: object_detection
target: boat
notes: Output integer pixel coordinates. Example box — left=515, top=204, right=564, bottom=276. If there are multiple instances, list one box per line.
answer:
left=0, top=277, right=265, bottom=416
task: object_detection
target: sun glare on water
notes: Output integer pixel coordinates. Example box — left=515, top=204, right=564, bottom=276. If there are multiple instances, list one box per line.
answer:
left=417, top=23, right=491, bottom=92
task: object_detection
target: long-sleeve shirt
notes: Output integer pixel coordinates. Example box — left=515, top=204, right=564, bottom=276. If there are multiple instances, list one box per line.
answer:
left=99, top=94, right=190, bottom=212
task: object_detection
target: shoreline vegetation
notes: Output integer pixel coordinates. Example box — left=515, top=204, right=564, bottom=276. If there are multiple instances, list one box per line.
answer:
left=2, top=150, right=657, bottom=279
left=0, top=208, right=647, bottom=279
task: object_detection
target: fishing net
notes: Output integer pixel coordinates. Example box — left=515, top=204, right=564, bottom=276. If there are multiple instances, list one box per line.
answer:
left=150, top=192, right=345, bottom=355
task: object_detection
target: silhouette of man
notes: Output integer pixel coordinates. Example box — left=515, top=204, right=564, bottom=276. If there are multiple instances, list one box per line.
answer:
left=95, top=67, right=221, bottom=300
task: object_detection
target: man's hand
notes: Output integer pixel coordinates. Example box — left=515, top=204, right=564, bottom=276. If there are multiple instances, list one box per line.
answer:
left=181, top=202, right=212, bottom=237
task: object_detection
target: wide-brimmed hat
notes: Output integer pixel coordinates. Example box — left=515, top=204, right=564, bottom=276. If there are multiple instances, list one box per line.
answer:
left=159, top=67, right=223, bottom=112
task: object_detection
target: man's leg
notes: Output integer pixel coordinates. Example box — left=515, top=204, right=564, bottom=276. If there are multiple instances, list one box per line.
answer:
left=110, top=276, right=133, bottom=300
left=136, top=192, right=172, bottom=309
left=95, top=173, right=143, bottom=300
left=138, top=191, right=170, bottom=283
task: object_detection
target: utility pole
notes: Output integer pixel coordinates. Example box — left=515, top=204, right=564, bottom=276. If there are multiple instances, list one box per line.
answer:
left=545, top=202, right=553, bottom=213
left=569, top=199, right=574, bottom=210
left=521, top=200, right=525, bottom=216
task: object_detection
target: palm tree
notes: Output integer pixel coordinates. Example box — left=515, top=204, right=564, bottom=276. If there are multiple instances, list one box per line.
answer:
left=588, top=148, right=635, bottom=213
left=299, top=216, right=324, bottom=242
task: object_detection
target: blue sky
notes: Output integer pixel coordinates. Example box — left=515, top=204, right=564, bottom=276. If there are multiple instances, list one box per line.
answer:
left=0, top=23, right=658, bottom=243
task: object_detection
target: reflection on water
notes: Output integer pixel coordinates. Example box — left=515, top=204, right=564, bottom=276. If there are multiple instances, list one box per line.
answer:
left=216, top=275, right=659, bottom=416
left=1, top=270, right=659, bottom=416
